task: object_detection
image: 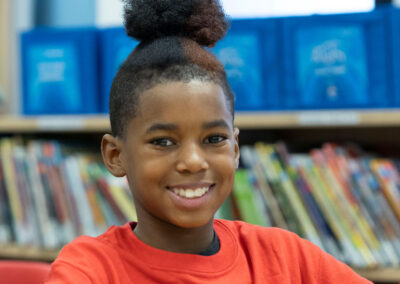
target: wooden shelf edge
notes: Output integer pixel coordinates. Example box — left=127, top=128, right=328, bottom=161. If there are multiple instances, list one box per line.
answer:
left=235, top=109, right=400, bottom=129
left=0, top=110, right=400, bottom=132
left=354, top=267, right=400, bottom=283
left=0, top=115, right=110, bottom=133
left=0, top=245, right=60, bottom=262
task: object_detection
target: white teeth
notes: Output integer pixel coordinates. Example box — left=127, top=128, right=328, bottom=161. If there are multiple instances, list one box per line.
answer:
left=186, top=189, right=194, bottom=198
left=171, top=186, right=210, bottom=199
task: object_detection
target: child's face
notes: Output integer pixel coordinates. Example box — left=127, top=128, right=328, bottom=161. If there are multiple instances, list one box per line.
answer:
left=119, top=80, right=239, bottom=229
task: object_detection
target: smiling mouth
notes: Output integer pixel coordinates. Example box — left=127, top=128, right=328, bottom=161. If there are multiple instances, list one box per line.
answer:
left=167, top=184, right=215, bottom=199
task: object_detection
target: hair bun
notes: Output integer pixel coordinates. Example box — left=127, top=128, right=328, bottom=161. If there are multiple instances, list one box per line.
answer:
left=123, top=0, right=229, bottom=47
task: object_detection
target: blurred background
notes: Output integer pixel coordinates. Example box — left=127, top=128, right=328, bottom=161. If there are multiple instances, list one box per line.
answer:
left=0, top=0, right=380, bottom=115
left=1, top=1, right=400, bottom=283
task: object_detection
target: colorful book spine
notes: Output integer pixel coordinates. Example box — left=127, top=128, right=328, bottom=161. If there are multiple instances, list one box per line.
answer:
left=236, top=142, right=400, bottom=268
left=233, top=169, right=270, bottom=227
left=0, top=138, right=137, bottom=249
left=240, top=146, right=288, bottom=229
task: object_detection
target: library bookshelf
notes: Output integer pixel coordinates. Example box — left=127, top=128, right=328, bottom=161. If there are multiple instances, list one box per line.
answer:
left=1, top=110, right=400, bottom=283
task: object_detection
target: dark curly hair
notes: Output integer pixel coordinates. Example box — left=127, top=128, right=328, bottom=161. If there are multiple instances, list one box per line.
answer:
left=109, top=0, right=234, bottom=138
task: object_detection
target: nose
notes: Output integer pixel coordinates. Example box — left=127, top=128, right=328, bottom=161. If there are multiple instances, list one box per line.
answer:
left=176, top=142, right=209, bottom=174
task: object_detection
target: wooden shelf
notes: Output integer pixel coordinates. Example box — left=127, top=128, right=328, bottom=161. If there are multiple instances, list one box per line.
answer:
left=355, top=267, right=400, bottom=283
left=0, top=245, right=59, bottom=262
left=1, top=110, right=400, bottom=133
left=0, top=115, right=110, bottom=133
left=235, top=109, right=400, bottom=129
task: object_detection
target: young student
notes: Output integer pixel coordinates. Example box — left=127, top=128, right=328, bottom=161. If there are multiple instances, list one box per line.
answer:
left=45, top=0, right=372, bottom=283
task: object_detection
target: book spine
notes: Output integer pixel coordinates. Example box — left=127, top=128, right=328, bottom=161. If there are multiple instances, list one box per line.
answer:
left=233, top=169, right=270, bottom=227
left=26, top=141, right=59, bottom=248
left=240, top=145, right=288, bottom=229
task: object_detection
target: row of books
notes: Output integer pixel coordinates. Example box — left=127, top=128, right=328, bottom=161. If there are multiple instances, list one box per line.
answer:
left=0, top=138, right=136, bottom=249
left=21, top=6, right=400, bottom=115
left=224, top=142, right=400, bottom=269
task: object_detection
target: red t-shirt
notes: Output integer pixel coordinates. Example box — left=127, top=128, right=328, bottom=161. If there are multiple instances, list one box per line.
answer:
left=44, top=219, right=371, bottom=283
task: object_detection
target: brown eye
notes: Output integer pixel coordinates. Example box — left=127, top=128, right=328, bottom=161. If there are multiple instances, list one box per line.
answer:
left=151, top=138, right=174, bottom=147
left=204, top=135, right=227, bottom=144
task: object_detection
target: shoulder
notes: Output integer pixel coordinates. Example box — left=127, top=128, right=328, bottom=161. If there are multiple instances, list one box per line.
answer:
left=58, top=223, right=132, bottom=258
left=215, top=219, right=305, bottom=249
left=45, top=223, right=134, bottom=283
left=215, top=219, right=316, bottom=262
left=214, top=220, right=371, bottom=283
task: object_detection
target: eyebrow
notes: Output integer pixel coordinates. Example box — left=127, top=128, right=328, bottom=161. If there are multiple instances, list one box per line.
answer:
left=145, top=119, right=230, bottom=134
left=203, top=119, right=230, bottom=130
left=145, top=123, right=178, bottom=134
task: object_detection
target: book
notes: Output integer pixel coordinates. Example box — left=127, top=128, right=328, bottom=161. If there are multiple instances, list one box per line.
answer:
left=106, top=175, right=137, bottom=222
left=240, top=145, right=288, bottom=229
left=348, top=157, right=400, bottom=266
left=0, top=157, right=11, bottom=244
left=0, top=139, right=29, bottom=245
left=371, top=159, right=400, bottom=223
left=12, top=140, right=42, bottom=247
left=276, top=142, right=341, bottom=256
left=88, top=164, right=127, bottom=224
left=63, top=156, right=97, bottom=237
left=312, top=149, right=378, bottom=267
left=289, top=159, right=343, bottom=260
left=233, top=169, right=270, bottom=227
left=269, top=144, right=324, bottom=249
left=328, top=145, right=393, bottom=266
left=26, top=141, right=59, bottom=248
left=254, top=143, right=304, bottom=235
left=293, top=154, right=365, bottom=267
left=41, top=141, right=76, bottom=244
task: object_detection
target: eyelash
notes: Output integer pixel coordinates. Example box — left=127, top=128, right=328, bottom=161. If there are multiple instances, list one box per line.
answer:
left=204, top=134, right=228, bottom=144
left=150, top=138, right=175, bottom=147
left=150, top=134, right=228, bottom=147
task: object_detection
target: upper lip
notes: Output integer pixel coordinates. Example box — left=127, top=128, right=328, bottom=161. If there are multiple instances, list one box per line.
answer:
left=167, top=182, right=214, bottom=190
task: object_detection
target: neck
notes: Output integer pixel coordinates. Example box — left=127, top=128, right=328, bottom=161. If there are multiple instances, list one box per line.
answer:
left=133, top=215, right=215, bottom=254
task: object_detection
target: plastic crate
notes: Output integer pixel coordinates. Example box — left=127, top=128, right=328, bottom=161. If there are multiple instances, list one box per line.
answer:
left=389, top=6, right=400, bottom=107
left=99, top=27, right=138, bottom=113
left=282, top=10, right=391, bottom=110
left=212, top=18, right=283, bottom=111
left=21, top=28, right=99, bottom=115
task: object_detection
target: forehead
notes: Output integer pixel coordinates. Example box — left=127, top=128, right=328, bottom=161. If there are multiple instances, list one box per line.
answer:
left=136, top=80, right=232, bottom=122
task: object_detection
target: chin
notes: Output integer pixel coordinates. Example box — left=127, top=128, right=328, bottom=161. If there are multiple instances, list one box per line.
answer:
left=171, top=214, right=214, bottom=229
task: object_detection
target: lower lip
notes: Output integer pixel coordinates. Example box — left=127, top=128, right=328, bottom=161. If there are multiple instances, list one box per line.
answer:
left=167, top=185, right=215, bottom=209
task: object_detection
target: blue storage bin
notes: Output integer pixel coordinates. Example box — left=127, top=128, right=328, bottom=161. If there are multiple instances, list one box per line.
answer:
left=389, top=6, right=400, bottom=107
left=212, top=18, right=283, bottom=111
left=282, top=10, right=391, bottom=110
left=99, top=27, right=138, bottom=113
left=21, top=28, right=99, bottom=115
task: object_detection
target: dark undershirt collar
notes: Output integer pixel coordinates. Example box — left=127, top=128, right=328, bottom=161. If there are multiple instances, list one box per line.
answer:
left=132, top=229, right=221, bottom=256
left=197, top=230, right=220, bottom=256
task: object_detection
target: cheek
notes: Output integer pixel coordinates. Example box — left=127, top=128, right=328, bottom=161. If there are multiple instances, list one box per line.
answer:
left=127, top=153, right=170, bottom=187
left=212, top=152, right=237, bottom=180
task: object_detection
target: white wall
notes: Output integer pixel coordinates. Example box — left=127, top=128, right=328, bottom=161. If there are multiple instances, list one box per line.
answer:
left=220, top=0, right=375, bottom=18
left=96, top=0, right=125, bottom=27
left=95, top=0, right=375, bottom=27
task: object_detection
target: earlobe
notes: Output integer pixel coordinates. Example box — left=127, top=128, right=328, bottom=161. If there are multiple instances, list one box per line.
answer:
left=234, top=127, right=240, bottom=169
left=101, top=134, right=126, bottom=177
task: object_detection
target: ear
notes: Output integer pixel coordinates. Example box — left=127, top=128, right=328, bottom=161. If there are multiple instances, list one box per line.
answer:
left=101, top=134, right=126, bottom=177
left=233, top=127, right=240, bottom=169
